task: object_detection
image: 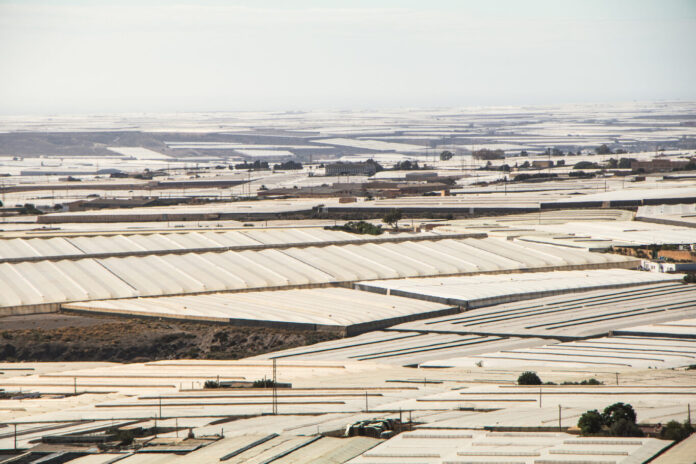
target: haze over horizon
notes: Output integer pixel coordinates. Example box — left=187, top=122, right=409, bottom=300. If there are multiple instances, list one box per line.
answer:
left=1, top=0, right=695, bottom=115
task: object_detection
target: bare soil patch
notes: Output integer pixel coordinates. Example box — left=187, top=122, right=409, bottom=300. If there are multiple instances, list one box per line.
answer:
left=0, top=313, right=338, bottom=363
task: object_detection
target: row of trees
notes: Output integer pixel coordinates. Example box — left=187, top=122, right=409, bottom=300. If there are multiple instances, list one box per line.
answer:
left=517, top=372, right=693, bottom=441
left=325, top=221, right=383, bottom=235
left=578, top=403, right=643, bottom=437
left=230, top=144, right=631, bottom=173
left=596, top=144, right=627, bottom=155
left=472, top=148, right=505, bottom=160
left=578, top=402, right=693, bottom=440
left=273, top=160, right=303, bottom=170
left=232, top=160, right=305, bottom=171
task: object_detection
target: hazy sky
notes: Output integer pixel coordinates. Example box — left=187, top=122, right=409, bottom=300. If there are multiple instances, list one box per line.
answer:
left=1, top=0, right=695, bottom=114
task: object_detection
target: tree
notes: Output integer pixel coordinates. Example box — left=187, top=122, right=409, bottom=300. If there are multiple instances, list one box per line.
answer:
left=596, top=144, right=613, bottom=155
left=394, top=160, right=419, bottom=171
left=235, top=160, right=269, bottom=170
left=253, top=378, right=277, bottom=388
left=606, top=158, right=618, bottom=169
left=660, top=420, right=694, bottom=442
left=517, top=371, right=542, bottom=385
left=602, top=402, right=637, bottom=426
left=578, top=402, right=644, bottom=437
left=569, top=170, right=595, bottom=178
left=472, top=149, right=505, bottom=160
left=274, top=160, right=303, bottom=170
left=618, top=158, right=635, bottom=169
left=326, top=221, right=383, bottom=236
left=382, top=209, right=403, bottom=229
left=520, top=161, right=530, bottom=169
left=440, top=150, right=454, bottom=161
left=609, top=418, right=643, bottom=437
left=365, top=159, right=384, bottom=172
left=556, top=160, right=565, bottom=167
left=578, top=410, right=603, bottom=435
left=574, top=161, right=600, bottom=170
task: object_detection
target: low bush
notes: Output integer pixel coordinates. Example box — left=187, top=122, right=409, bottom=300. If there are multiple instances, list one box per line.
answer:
left=561, top=378, right=603, bottom=385
left=252, top=379, right=277, bottom=388
left=325, top=221, right=383, bottom=235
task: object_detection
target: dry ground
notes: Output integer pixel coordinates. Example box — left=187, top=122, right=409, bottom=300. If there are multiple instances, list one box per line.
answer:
left=0, top=313, right=339, bottom=363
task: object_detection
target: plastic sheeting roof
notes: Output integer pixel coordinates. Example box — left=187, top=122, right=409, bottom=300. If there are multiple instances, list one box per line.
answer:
left=253, top=331, right=544, bottom=366
left=356, top=269, right=683, bottom=309
left=0, top=238, right=635, bottom=309
left=0, top=228, right=440, bottom=262
left=64, top=288, right=453, bottom=329
left=614, top=316, right=696, bottom=339
left=392, top=281, right=696, bottom=339
left=38, top=198, right=342, bottom=220
left=424, top=334, right=696, bottom=369
left=347, top=429, right=671, bottom=464
left=637, top=203, right=696, bottom=228
left=528, top=220, right=696, bottom=246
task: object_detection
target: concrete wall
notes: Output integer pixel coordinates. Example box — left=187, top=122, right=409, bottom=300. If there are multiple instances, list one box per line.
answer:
left=0, top=303, right=61, bottom=317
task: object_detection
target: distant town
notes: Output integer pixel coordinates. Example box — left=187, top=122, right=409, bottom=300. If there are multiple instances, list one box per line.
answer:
left=1, top=102, right=695, bottom=462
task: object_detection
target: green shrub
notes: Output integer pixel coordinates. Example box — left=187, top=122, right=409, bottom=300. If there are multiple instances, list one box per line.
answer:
left=252, top=379, right=276, bottom=388
left=660, top=420, right=694, bottom=442
left=561, top=378, right=603, bottom=385
left=573, top=161, right=600, bottom=170
left=113, top=429, right=135, bottom=445
left=609, top=418, right=643, bottom=437
left=382, top=209, right=403, bottom=228
left=325, top=221, right=383, bottom=235
left=578, top=409, right=603, bottom=435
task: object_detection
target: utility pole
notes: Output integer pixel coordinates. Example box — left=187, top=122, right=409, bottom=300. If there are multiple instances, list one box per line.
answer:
left=539, top=387, right=542, bottom=408
left=74, top=377, right=77, bottom=395
left=159, top=396, right=162, bottom=419
left=365, top=391, right=369, bottom=413
left=272, top=358, right=278, bottom=415
left=14, top=424, right=17, bottom=450
left=615, top=372, right=619, bottom=386
left=558, top=404, right=562, bottom=431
